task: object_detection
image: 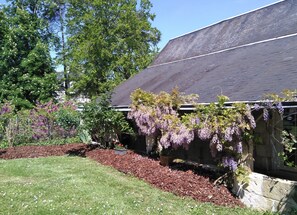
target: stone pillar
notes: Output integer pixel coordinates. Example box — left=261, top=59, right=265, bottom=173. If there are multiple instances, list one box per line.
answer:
left=146, top=135, right=156, bottom=154
left=242, top=140, right=254, bottom=171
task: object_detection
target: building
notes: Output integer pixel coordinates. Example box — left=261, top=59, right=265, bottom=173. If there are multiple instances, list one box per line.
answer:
left=112, top=0, right=297, bottom=212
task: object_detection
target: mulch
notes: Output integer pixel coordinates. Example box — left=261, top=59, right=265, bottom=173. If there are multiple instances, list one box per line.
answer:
left=0, top=143, right=243, bottom=208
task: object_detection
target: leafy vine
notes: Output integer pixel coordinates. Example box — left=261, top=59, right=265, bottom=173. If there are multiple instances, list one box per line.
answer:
left=128, top=89, right=255, bottom=175
left=128, top=88, right=297, bottom=183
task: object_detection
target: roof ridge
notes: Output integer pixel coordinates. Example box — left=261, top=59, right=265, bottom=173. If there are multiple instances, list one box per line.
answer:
left=149, top=32, right=297, bottom=69
left=169, top=0, right=284, bottom=42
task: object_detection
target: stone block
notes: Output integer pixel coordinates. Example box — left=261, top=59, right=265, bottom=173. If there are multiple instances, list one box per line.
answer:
left=233, top=172, right=297, bottom=212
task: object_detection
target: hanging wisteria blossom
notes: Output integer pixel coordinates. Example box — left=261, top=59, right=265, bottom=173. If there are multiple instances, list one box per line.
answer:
left=129, top=90, right=257, bottom=173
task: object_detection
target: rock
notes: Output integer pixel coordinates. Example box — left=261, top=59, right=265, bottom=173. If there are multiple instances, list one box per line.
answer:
left=233, top=172, right=297, bottom=213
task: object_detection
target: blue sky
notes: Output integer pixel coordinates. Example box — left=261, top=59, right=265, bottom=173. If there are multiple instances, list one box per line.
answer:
left=1, top=0, right=281, bottom=50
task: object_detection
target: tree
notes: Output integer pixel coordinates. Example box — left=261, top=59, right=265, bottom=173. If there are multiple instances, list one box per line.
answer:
left=0, top=6, right=7, bottom=51
left=66, top=0, right=161, bottom=98
left=42, top=0, right=70, bottom=93
left=0, top=4, right=58, bottom=109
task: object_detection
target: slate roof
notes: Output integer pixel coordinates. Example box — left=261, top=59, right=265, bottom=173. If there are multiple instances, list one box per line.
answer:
left=112, top=0, right=297, bottom=106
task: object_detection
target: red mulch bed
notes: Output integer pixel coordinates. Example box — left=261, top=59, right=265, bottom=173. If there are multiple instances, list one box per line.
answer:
left=0, top=144, right=243, bottom=207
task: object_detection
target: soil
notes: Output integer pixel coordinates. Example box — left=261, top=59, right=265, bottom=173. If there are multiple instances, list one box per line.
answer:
left=0, top=143, right=243, bottom=208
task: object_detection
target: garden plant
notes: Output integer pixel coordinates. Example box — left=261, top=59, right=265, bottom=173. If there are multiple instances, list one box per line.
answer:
left=128, top=88, right=297, bottom=184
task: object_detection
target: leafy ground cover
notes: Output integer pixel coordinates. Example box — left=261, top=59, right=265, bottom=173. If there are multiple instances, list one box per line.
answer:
left=0, top=144, right=270, bottom=214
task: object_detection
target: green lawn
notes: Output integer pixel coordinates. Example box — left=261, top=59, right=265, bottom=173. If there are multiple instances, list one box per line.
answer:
left=0, top=156, right=267, bottom=215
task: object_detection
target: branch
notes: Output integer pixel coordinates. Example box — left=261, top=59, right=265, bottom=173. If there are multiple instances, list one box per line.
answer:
left=213, top=153, right=250, bottom=186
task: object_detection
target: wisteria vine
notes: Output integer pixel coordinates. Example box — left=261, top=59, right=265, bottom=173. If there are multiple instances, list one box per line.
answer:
left=129, top=89, right=297, bottom=176
left=128, top=89, right=256, bottom=173
left=128, top=88, right=197, bottom=152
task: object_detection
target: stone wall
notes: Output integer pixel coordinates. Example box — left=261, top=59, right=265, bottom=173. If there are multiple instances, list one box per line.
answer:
left=233, top=172, right=297, bottom=213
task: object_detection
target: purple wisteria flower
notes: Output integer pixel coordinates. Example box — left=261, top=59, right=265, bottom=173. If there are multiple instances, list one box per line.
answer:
left=216, top=143, right=223, bottom=152
left=245, top=104, right=256, bottom=129
left=190, top=117, right=200, bottom=125
left=224, top=127, right=233, bottom=142
left=246, top=112, right=256, bottom=129
left=253, top=103, right=261, bottom=111
left=265, top=101, right=273, bottom=109
left=263, top=108, right=269, bottom=121
left=159, top=132, right=171, bottom=149
left=231, top=124, right=241, bottom=136
left=235, top=142, right=243, bottom=153
left=276, top=102, right=284, bottom=115
left=0, top=103, right=11, bottom=115
left=160, top=123, right=194, bottom=150
left=197, top=126, right=212, bottom=140
left=222, top=156, right=238, bottom=171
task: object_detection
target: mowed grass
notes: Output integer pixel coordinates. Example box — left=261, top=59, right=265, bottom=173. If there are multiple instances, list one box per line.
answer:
left=0, top=156, right=266, bottom=215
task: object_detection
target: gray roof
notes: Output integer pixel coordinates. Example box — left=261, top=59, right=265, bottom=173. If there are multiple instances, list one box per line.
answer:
left=112, top=0, right=297, bottom=106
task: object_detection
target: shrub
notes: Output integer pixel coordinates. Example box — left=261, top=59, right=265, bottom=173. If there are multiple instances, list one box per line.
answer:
left=0, top=100, right=81, bottom=147
left=8, top=110, right=33, bottom=146
left=0, top=102, right=14, bottom=144
left=30, top=100, right=80, bottom=141
left=81, top=93, right=133, bottom=147
left=55, top=103, right=80, bottom=138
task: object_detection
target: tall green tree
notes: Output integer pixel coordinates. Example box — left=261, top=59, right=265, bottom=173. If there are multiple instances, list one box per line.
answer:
left=42, top=0, right=70, bottom=93
left=0, top=4, right=58, bottom=109
left=0, top=6, right=7, bottom=49
left=67, top=0, right=160, bottom=98
left=5, top=0, right=69, bottom=92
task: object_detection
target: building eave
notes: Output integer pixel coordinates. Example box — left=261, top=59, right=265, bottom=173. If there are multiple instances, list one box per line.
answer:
left=113, top=101, right=297, bottom=112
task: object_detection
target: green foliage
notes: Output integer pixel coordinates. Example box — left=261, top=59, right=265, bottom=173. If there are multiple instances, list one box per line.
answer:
left=278, top=130, right=297, bottom=167
left=129, top=88, right=197, bottom=152
left=6, top=110, right=33, bottom=147
left=235, top=165, right=251, bottom=185
left=130, top=88, right=156, bottom=107
left=78, top=129, right=92, bottom=144
left=129, top=89, right=256, bottom=184
left=0, top=136, right=80, bottom=149
left=1, top=0, right=161, bottom=104
left=26, top=136, right=80, bottom=146
left=0, top=5, right=58, bottom=109
left=0, top=100, right=81, bottom=147
left=81, top=93, right=134, bottom=147
left=0, top=102, right=15, bottom=143
left=55, top=106, right=80, bottom=137
left=264, top=89, right=297, bottom=102
left=193, top=96, right=253, bottom=132
left=131, top=87, right=198, bottom=108
left=260, top=89, right=297, bottom=168
left=66, top=0, right=161, bottom=97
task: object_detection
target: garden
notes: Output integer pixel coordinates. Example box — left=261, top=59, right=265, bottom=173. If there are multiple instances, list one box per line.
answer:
left=1, top=1, right=296, bottom=213
left=1, top=89, right=296, bottom=214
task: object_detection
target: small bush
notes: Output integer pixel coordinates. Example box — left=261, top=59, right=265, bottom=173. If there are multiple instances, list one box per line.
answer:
left=55, top=105, right=80, bottom=138
left=81, top=93, right=134, bottom=147
left=0, top=100, right=81, bottom=147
